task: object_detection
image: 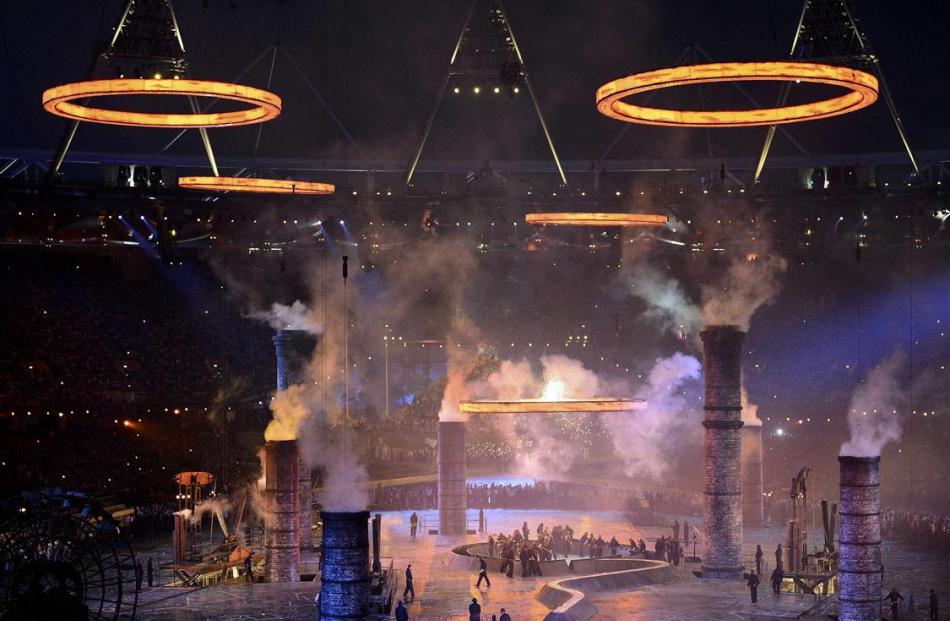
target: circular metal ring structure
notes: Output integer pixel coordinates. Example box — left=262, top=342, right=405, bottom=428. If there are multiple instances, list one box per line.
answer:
left=526, top=213, right=668, bottom=227
left=0, top=491, right=138, bottom=620
left=42, top=79, right=282, bottom=128
left=178, top=176, right=335, bottom=194
left=459, top=398, right=646, bottom=414
left=596, top=62, right=878, bottom=127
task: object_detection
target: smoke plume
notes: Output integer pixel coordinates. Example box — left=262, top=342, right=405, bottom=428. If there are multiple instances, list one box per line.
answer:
left=251, top=300, right=323, bottom=334
left=741, top=386, right=762, bottom=426
left=700, top=253, right=788, bottom=331
left=603, top=352, right=702, bottom=480
left=626, top=264, right=701, bottom=337
left=840, top=350, right=906, bottom=457
left=264, top=384, right=310, bottom=442
left=437, top=317, right=481, bottom=421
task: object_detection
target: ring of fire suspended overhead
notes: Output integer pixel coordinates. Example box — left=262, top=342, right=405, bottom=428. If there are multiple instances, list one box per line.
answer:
left=177, top=176, right=335, bottom=194
left=459, top=399, right=646, bottom=414
left=595, top=62, right=878, bottom=127
left=526, top=213, right=668, bottom=227
left=42, top=79, right=282, bottom=128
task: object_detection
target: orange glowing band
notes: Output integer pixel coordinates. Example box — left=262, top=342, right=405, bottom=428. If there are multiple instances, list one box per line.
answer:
left=526, top=213, right=668, bottom=227
left=42, top=79, right=281, bottom=128
left=596, top=62, right=878, bottom=127
left=178, top=176, right=335, bottom=195
left=459, top=399, right=646, bottom=414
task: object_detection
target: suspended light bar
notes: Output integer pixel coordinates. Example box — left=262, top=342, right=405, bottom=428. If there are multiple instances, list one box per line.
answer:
left=596, top=62, right=878, bottom=127
left=42, top=79, right=282, bottom=128
left=459, top=398, right=646, bottom=414
left=526, top=213, right=668, bottom=227
left=178, top=176, right=334, bottom=194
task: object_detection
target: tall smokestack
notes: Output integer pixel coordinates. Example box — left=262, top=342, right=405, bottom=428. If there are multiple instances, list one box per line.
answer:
left=838, top=456, right=882, bottom=621
left=741, top=424, right=764, bottom=528
left=319, top=511, right=371, bottom=621
left=264, top=439, right=300, bottom=582
left=438, top=421, right=467, bottom=536
left=273, top=329, right=317, bottom=551
left=700, top=325, right=745, bottom=579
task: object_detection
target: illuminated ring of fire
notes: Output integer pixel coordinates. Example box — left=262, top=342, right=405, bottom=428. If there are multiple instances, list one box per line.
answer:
left=596, top=62, right=878, bottom=127
left=459, top=399, right=646, bottom=414
left=178, top=176, right=335, bottom=194
left=42, top=79, right=282, bottom=128
left=526, top=213, right=668, bottom=227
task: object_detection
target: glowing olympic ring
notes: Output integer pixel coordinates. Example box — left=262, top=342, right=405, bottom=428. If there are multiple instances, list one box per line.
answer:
left=526, top=213, right=668, bottom=227
left=42, top=79, right=281, bottom=128
left=177, top=176, right=335, bottom=194
left=596, top=62, right=878, bottom=127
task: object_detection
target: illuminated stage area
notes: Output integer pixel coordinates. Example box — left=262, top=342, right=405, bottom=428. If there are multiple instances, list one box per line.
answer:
left=2, top=1, right=948, bottom=621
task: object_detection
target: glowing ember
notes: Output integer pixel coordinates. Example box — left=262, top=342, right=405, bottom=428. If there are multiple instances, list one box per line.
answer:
left=526, top=213, right=668, bottom=227
left=596, top=62, right=878, bottom=127
left=178, top=177, right=335, bottom=195
left=42, top=79, right=282, bottom=128
left=458, top=398, right=646, bottom=414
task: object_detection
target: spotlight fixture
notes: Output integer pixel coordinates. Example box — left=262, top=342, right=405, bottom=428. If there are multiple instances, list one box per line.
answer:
left=473, top=86, right=481, bottom=94
left=178, top=177, right=334, bottom=194
left=596, top=62, right=878, bottom=127
left=42, top=79, right=282, bottom=128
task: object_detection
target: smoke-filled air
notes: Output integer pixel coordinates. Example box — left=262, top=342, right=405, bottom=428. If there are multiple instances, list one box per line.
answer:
left=840, top=350, right=907, bottom=457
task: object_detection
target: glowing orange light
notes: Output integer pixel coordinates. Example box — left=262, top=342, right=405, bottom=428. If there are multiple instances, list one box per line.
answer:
left=178, top=176, right=335, bottom=195
left=458, top=398, right=646, bottom=414
left=596, top=62, right=878, bottom=127
left=42, top=79, right=281, bottom=128
left=526, top=213, right=668, bottom=227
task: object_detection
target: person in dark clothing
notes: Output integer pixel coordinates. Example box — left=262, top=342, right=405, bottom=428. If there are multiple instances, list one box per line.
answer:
left=755, top=545, right=763, bottom=575
left=146, top=557, right=154, bottom=587
left=394, top=600, right=409, bottom=621
left=134, top=561, right=143, bottom=593
left=774, top=543, right=783, bottom=571
left=747, top=571, right=760, bottom=604
left=930, top=589, right=938, bottom=621
left=244, top=555, right=253, bottom=583
left=476, top=556, right=491, bottom=588
left=469, top=597, right=481, bottom=621
left=499, top=608, right=511, bottom=621
left=672, top=519, right=680, bottom=542
left=488, top=536, right=496, bottom=558
left=410, top=512, right=418, bottom=539
left=885, top=587, right=904, bottom=620
left=770, top=566, right=783, bottom=594
left=403, top=564, right=415, bottom=601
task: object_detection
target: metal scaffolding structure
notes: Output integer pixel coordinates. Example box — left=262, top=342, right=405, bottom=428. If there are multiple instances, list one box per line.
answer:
left=50, top=0, right=221, bottom=178
left=404, top=0, right=568, bottom=189
left=753, top=0, right=918, bottom=182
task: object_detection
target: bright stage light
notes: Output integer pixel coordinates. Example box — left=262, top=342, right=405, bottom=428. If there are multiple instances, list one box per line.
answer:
left=596, top=62, right=878, bottom=127
left=177, top=176, right=334, bottom=194
left=42, top=79, right=282, bottom=128
left=458, top=398, right=646, bottom=414
left=525, top=212, right=668, bottom=227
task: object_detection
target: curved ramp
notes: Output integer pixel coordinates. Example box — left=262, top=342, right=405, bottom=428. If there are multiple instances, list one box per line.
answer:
left=537, top=559, right=677, bottom=621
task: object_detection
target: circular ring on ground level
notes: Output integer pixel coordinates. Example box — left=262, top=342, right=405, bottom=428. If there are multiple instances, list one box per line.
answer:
left=596, top=62, right=878, bottom=127
left=526, top=213, right=668, bottom=227
left=42, top=79, right=282, bottom=128
left=459, top=399, right=646, bottom=414
left=178, top=176, right=335, bottom=194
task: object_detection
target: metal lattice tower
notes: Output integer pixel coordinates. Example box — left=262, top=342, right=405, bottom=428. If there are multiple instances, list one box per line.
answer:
left=405, top=0, right=567, bottom=188
left=51, top=0, right=219, bottom=177
left=102, top=0, right=188, bottom=78
left=753, top=0, right=918, bottom=182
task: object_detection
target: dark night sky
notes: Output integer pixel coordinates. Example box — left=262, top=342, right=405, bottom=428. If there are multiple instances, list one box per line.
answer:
left=2, top=0, right=948, bottom=162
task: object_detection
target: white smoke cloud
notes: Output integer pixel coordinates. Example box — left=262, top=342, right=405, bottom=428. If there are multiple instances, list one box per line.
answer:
left=265, top=384, right=310, bottom=442
left=251, top=300, right=323, bottom=334
left=700, top=252, right=788, bottom=332
left=741, top=385, right=762, bottom=426
left=315, top=435, right=369, bottom=512
left=603, top=353, right=702, bottom=480
left=625, top=264, right=701, bottom=337
left=841, top=351, right=906, bottom=457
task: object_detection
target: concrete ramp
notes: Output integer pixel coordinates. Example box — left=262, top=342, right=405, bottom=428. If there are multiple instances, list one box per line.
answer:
left=538, top=559, right=676, bottom=621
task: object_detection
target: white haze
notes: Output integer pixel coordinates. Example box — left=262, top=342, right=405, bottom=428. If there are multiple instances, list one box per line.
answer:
left=840, top=350, right=906, bottom=457
left=251, top=300, right=323, bottom=334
